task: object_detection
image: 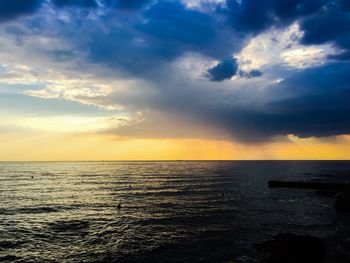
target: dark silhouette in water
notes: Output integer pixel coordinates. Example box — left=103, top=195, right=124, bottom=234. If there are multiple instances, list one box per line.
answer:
left=335, top=191, right=350, bottom=212
left=255, top=233, right=326, bottom=263
left=221, top=192, right=225, bottom=200
left=117, top=204, right=122, bottom=210
left=268, top=180, right=350, bottom=190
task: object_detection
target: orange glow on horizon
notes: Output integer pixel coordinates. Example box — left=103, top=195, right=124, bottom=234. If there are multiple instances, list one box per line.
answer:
left=1, top=133, right=350, bottom=161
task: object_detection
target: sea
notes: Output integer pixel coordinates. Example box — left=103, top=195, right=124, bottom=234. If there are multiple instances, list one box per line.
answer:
left=1, top=161, right=350, bottom=262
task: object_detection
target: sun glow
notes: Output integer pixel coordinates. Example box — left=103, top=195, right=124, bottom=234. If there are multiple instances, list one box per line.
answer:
left=1, top=132, right=350, bottom=161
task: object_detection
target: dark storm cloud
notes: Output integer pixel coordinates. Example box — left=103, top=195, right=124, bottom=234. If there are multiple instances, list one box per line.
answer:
left=111, top=62, right=350, bottom=142
left=87, top=28, right=179, bottom=76
left=223, top=0, right=350, bottom=60
left=205, top=58, right=263, bottom=81
left=300, top=0, right=350, bottom=60
left=224, top=0, right=325, bottom=35
left=103, top=0, right=152, bottom=9
left=138, top=1, right=216, bottom=45
left=0, top=0, right=42, bottom=21
left=204, top=62, right=350, bottom=141
left=328, top=50, right=350, bottom=61
left=53, top=0, right=151, bottom=9
left=206, top=57, right=238, bottom=81
left=86, top=1, right=231, bottom=77
left=52, top=0, right=98, bottom=8
left=239, top=69, right=263, bottom=79
left=0, top=0, right=151, bottom=23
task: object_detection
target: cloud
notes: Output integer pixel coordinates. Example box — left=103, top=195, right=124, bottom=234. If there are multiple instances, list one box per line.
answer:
left=328, top=50, right=350, bottom=61
left=216, top=0, right=348, bottom=64
left=138, top=1, right=216, bottom=45
left=224, top=0, right=325, bottom=35
left=53, top=0, right=151, bottom=9
left=235, top=22, right=335, bottom=72
left=103, top=0, right=152, bottom=9
left=52, top=0, right=98, bottom=8
left=0, top=0, right=42, bottom=21
left=223, top=0, right=350, bottom=62
left=84, top=0, right=238, bottom=78
left=105, top=62, right=350, bottom=142
left=299, top=0, right=350, bottom=60
left=208, top=62, right=350, bottom=140
left=1, top=0, right=350, bottom=144
left=239, top=69, right=263, bottom=78
left=206, top=57, right=238, bottom=81
left=0, top=0, right=153, bottom=24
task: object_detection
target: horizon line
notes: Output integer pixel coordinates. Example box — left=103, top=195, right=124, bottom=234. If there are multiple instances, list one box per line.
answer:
left=1, top=159, right=350, bottom=162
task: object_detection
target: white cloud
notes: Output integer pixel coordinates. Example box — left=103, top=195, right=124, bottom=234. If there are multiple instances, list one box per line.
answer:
left=0, top=112, right=143, bottom=134
left=23, top=81, right=122, bottom=110
left=236, top=23, right=335, bottom=71
left=181, top=0, right=225, bottom=10
left=281, top=47, right=329, bottom=68
left=171, top=52, right=218, bottom=80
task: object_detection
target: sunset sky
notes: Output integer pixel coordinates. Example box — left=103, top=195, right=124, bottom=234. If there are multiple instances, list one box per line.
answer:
left=1, top=0, right=350, bottom=160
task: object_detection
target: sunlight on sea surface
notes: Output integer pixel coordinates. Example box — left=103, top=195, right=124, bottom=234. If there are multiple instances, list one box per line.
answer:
left=1, top=161, right=350, bottom=262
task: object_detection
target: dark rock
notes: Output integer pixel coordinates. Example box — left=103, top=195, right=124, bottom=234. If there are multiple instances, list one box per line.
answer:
left=255, top=233, right=326, bottom=263
left=311, top=179, right=325, bottom=182
left=335, top=192, right=350, bottom=212
left=319, top=174, right=335, bottom=178
left=335, top=238, right=350, bottom=261
left=303, top=173, right=334, bottom=177
left=268, top=180, right=350, bottom=190
left=315, top=189, right=338, bottom=198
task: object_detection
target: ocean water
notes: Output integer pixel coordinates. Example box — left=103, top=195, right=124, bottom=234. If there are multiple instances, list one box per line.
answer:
left=1, top=161, right=350, bottom=262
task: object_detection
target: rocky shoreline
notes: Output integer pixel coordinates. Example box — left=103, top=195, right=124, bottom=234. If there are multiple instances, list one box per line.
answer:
left=244, top=178, right=350, bottom=263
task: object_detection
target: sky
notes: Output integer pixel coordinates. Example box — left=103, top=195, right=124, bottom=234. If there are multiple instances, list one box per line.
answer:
left=1, top=0, right=350, bottom=160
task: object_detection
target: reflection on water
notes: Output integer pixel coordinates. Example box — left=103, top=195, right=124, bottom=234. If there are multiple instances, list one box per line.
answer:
left=0, top=161, right=350, bottom=262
